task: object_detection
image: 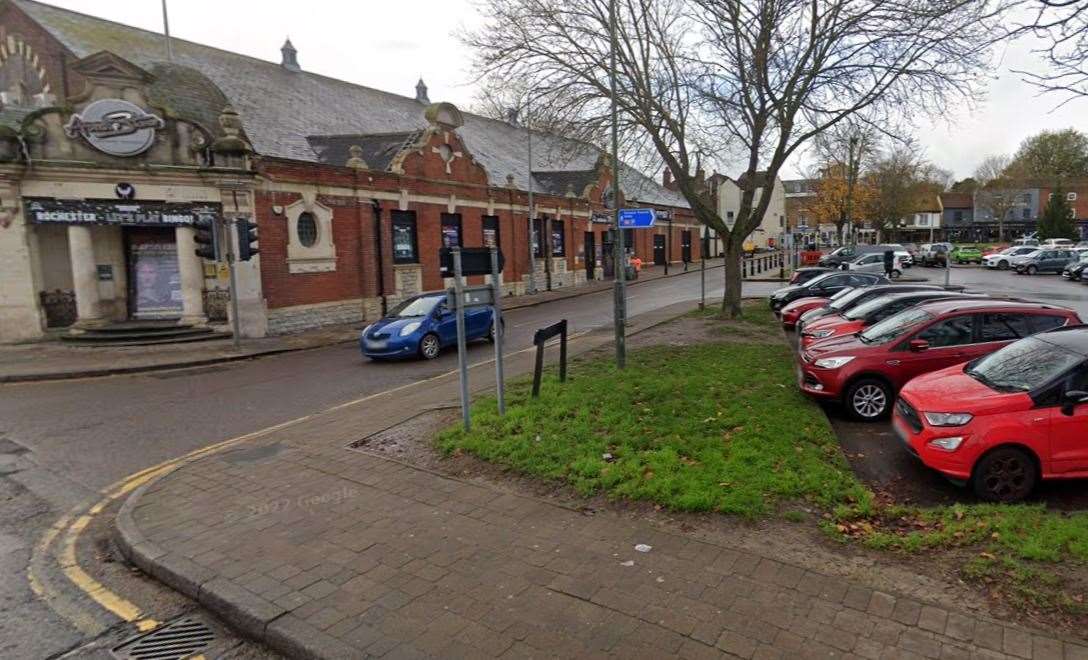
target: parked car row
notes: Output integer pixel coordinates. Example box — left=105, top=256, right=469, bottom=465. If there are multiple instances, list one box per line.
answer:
left=770, top=274, right=1085, bottom=502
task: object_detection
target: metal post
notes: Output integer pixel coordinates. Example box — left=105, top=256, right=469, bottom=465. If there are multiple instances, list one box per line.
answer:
left=609, top=0, right=626, bottom=369
left=944, top=247, right=951, bottom=287
left=526, top=93, right=538, bottom=295
left=699, top=256, right=706, bottom=311
left=490, top=247, right=505, bottom=416
left=225, top=217, right=241, bottom=350
left=453, top=248, right=470, bottom=431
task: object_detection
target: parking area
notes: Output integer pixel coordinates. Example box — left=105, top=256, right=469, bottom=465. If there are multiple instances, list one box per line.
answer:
left=781, top=256, right=1088, bottom=508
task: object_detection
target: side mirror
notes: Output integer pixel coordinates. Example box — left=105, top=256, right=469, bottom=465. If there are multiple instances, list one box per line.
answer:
left=908, top=339, right=929, bottom=352
left=1061, top=390, right=1088, bottom=416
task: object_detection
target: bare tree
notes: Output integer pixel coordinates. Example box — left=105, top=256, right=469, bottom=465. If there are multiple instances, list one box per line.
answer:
left=810, top=121, right=880, bottom=240
left=974, top=154, right=1020, bottom=241
left=1015, top=1, right=1088, bottom=104
left=466, top=0, right=1015, bottom=317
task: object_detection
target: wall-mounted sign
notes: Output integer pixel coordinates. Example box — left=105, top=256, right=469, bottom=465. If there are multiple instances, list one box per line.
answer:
left=64, top=99, right=165, bottom=157
left=115, top=182, right=136, bottom=200
left=24, top=198, right=220, bottom=227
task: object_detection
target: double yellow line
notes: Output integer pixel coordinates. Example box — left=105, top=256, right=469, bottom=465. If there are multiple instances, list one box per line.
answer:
left=27, top=332, right=589, bottom=635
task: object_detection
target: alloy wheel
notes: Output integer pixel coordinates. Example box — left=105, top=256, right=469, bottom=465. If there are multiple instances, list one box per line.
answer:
left=420, top=334, right=440, bottom=359
left=980, top=454, right=1031, bottom=500
left=851, top=384, right=887, bottom=418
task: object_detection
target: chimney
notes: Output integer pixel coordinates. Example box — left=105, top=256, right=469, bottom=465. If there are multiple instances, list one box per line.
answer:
left=505, top=107, right=519, bottom=126
left=280, top=38, right=300, bottom=71
left=415, top=78, right=430, bottom=104
left=663, top=169, right=672, bottom=189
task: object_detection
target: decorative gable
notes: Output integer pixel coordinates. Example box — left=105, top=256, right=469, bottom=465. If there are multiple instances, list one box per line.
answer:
left=71, top=50, right=154, bottom=86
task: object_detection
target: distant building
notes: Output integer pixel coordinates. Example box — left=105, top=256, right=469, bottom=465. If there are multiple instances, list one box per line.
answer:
left=712, top=173, right=786, bottom=252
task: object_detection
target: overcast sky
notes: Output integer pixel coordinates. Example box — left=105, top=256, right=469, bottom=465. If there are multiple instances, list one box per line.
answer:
left=40, top=0, right=1088, bottom=181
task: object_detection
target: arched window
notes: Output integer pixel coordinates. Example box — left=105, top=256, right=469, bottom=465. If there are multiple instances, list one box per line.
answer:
left=297, top=212, right=318, bottom=247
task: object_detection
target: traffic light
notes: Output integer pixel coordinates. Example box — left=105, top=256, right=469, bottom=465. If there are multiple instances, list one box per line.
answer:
left=194, top=215, right=220, bottom=261
left=237, top=217, right=259, bottom=261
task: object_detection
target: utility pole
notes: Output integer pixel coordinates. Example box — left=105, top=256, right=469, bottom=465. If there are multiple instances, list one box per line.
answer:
left=609, top=0, right=626, bottom=369
left=526, top=93, right=538, bottom=295
left=161, top=0, right=174, bottom=61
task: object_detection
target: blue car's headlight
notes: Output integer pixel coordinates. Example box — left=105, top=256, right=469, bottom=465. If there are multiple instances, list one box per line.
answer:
left=399, top=321, right=422, bottom=337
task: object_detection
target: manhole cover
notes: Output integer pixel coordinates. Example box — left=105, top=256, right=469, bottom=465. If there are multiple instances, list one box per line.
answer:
left=111, top=617, right=215, bottom=660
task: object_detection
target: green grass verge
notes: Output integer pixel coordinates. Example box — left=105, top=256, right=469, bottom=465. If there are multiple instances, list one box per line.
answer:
left=438, top=309, right=871, bottom=518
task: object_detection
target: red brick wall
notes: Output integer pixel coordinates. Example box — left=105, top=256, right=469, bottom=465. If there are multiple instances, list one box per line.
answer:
left=1, top=3, right=73, bottom=100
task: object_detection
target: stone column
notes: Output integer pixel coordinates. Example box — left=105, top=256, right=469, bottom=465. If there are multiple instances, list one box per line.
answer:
left=67, top=224, right=105, bottom=328
left=175, top=226, right=207, bottom=325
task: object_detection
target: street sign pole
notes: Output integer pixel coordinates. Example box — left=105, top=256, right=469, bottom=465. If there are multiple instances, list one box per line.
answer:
left=453, top=248, right=471, bottom=431
left=700, top=251, right=706, bottom=311
left=225, top=216, right=241, bottom=349
left=490, top=247, right=506, bottom=416
left=609, top=0, right=626, bottom=370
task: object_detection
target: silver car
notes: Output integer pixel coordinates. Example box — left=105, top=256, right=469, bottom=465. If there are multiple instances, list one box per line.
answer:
left=843, top=251, right=909, bottom=279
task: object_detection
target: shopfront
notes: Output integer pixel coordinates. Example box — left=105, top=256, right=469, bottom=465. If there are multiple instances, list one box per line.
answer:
left=23, top=198, right=220, bottom=327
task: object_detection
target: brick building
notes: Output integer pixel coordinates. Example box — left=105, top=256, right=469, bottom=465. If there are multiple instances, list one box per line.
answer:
left=0, top=0, right=698, bottom=343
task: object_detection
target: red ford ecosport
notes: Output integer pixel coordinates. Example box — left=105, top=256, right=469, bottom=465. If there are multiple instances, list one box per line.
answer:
left=797, top=299, right=1080, bottom=420
left=896, top=326, right=1088, bottom=501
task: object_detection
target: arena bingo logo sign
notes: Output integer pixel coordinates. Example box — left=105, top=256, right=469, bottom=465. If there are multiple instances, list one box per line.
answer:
left=64, top=99, right=165, bottom=157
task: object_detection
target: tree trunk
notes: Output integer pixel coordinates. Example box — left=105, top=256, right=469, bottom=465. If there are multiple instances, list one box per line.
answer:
left=721, top=237, right=743, bottom=318
left=998, top=218, right=1005, bottom=242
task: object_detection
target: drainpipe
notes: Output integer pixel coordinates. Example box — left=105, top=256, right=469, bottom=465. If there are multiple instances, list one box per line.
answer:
left=372, top=199, right=386, bottom=315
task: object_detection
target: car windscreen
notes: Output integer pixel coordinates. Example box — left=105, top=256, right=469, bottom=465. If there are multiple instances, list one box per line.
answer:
left=828, top=287, right=871, bottom=310
left=388, top=295, right=441, bottom=318
left=965, top=337, right=1084, bottom=392
left=803, top=272, right=840, bottom=289
left=858, top=307, right=933, bottom=344
left=843, top=295, right=901, bottom=321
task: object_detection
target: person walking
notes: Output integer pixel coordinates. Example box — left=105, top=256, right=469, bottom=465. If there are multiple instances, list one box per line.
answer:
left=883, top=249, right=895, bottom=279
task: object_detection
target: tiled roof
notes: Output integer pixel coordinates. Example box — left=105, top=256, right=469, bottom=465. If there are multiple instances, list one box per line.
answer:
left=13, top=0, right=689, bottom=208
left=532, top=170, right=598, bottom=197
left=939, top=192, right=973, bottom=209
left=307, top=131, right=424, bottom=171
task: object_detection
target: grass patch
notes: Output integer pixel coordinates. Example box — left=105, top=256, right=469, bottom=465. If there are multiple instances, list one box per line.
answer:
left=688, top=300, right=780, bottom=339
left=438, top=334, right=870, bottom=517
left=834, top=503, right=1088, bottom=618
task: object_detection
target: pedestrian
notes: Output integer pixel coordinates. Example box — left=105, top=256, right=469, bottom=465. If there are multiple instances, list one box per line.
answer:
left=883, top=249, right=895, bottom=278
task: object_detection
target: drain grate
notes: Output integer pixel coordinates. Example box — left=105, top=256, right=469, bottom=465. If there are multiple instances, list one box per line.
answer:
left=111, top=617, right=215, bottom=660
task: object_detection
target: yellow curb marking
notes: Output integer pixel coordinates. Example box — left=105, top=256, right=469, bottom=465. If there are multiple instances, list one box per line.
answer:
left=28, top=330, right=594, bottom=635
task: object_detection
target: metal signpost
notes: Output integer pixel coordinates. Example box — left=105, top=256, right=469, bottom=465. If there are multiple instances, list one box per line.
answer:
left=490, top=247, right=506, bottom=416
left=451, top=249, right=471, bottom=431
left=445, top=247, right=507, bottom=431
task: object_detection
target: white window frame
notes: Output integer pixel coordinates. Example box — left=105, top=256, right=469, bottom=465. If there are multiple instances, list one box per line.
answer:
left=285, top=197, right=337, bottom=273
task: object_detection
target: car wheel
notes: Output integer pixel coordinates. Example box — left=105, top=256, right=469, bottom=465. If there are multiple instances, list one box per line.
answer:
left=998, top=259, right=1009, bottom=270
left=486, top=319, right=505, bottom=342
left=972, top=447, right=1037, bottom=502
left=890, top=269, right=901, bottom=280
left=1026, top=265, right=1038, bottom=275
left=845, top=378, right=892, bottom=421
left=419, top=333, right=441, bottom=360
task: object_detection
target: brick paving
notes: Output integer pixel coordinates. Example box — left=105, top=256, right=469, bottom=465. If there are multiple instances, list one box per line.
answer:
left=115, top=309, right=1082, bottom=660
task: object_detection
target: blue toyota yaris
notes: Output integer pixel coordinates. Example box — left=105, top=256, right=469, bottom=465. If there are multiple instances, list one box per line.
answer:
left=360, top=292, right=498, bottom=360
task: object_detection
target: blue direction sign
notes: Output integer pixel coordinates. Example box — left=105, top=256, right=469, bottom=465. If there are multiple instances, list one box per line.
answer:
left=617, top=208, right=656, bottom=228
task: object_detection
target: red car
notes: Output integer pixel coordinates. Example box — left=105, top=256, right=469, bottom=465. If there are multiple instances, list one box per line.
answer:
left=895, top=326, right=1088, bottom=501
left=799, top=290, right=982, bottom=350
left=780, top=292, right=846, bottom=328
left=796, top=284, right=948, bottom=333
left=798, top=299, right=1079, bottom=420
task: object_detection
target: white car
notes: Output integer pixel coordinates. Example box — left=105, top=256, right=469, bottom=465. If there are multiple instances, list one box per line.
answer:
left=1007, top=248, right=1044, bottom=270
left=842, top=251, right=910, bottom=279
left=1043, top=238, right=1075, bottom=248
left=984, top=246, right=1037, bottom=270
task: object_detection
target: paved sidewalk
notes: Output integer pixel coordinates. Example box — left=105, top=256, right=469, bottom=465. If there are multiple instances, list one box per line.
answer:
left=0, top=258, right=739, bottom=383
left=114, top=305, right=1084, bottom=659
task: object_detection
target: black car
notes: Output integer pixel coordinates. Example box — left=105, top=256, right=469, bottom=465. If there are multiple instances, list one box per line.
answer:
left=769, top=271, right=888, bottom=312
left=795, top=284, right=951, bottom=331
left=787, top=267, right=834, bottom=286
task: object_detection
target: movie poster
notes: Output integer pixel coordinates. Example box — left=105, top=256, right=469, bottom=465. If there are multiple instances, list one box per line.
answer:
left=130, top=241, right=183, bottom=318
